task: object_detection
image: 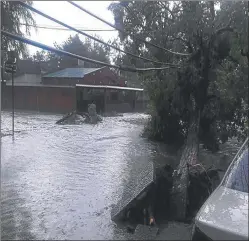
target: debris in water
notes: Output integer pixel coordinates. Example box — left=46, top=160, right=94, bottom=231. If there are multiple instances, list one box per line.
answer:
left=56, top=110, right=102, bottom=125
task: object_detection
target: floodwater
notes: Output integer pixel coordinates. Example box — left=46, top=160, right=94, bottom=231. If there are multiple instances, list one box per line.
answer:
left=1, top=111, right=241, bottom=240
left=1, top=111, right=177, bottom=240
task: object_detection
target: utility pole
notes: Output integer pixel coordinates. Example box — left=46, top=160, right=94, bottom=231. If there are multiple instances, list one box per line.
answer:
left=11, top=69, right=14, bottom=136
left=5, top=51, right=17, bottom=138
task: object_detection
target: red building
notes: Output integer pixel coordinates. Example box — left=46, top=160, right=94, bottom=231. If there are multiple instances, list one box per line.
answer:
left=42, top=66, right=126, bottom=87
left=2, top=60, right=145, bottom=114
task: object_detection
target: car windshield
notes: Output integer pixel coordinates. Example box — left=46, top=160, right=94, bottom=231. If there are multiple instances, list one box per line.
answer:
left=222, top=139, right=248, bottom=193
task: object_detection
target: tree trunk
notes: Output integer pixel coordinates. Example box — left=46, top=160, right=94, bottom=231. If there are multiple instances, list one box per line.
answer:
left=170, top=99, right=200, bottom=221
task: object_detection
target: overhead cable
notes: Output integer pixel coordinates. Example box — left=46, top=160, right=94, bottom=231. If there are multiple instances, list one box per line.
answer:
left=1, top=30, right=179, bottom=73
left=18, top=1, right=177, bottom=67
left=20, top=23, right=178, bottom=34
left=19, top=23, right=117, bottom=32
left=68, top=1, right=190, bottom=56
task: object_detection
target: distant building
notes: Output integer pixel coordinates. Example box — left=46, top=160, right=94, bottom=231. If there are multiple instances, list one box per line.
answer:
left=11, top=59, right=43, bottom=86
left=41, top=66, right=126, bottom=87
left=5, top=60, right=126, bottom=87
left=2, top=60, right=146, bottom=113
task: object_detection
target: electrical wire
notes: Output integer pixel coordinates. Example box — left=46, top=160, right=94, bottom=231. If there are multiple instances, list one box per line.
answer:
left=20, top=23, right=117, bottom=32
left=1, top=30, right=180, bottom=73
left=20, top=23, right=178, bottom=34
left=18, top=1, right=177, bottom=67
left=68, top=1, right=190, bottom=56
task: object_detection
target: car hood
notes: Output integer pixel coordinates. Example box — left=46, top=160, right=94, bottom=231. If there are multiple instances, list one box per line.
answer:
left=195, top=186, right=248, bottom=240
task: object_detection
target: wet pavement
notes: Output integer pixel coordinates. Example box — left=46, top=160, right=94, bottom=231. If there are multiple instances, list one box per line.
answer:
left=1, top=111, right=177, bottom=240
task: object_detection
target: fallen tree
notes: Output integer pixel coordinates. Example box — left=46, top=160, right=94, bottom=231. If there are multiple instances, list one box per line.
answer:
left=170, top=95, right=201, bottom=220
left=114, top=162, right=221, bottom=228
left=110, top=1, right=248, bottom=222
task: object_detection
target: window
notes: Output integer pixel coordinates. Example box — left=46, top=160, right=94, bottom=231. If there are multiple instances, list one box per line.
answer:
left=222, top=139, right=248, bottom=193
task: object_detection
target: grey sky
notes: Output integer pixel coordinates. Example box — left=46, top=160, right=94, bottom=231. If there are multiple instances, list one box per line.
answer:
left=28, top=1, right=118, bottom=55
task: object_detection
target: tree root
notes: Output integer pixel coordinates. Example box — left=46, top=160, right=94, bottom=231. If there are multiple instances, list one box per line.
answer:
left=122, top=163, right=221, bottom=228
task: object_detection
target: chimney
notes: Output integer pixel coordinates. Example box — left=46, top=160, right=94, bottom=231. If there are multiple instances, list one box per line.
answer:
left=78, top=59, right=84, bottom=67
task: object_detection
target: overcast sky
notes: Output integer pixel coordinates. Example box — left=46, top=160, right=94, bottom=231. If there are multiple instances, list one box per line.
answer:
left=28, top=1, right=118, bottom=55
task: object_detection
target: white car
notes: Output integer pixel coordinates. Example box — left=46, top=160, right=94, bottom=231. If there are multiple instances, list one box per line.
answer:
left=192, top=138, right=248, bottom=240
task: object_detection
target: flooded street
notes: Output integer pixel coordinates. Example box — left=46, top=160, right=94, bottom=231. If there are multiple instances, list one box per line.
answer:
left=1, top=111, right=241, bottom=240
left=1, top=111, right=176, bottom=240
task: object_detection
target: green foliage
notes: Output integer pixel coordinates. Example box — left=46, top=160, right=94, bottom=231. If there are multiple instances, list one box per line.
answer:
left=1, top=1, right=35, bottom=57
left=110, top=1, right=248, bottom=150
left=1, top=1, right=35, bottom=81
left=30, top=34, right=111, bottom=70
left=213, top=1, right=248, bottom=143
left=31, top=50, right=48, bottom=62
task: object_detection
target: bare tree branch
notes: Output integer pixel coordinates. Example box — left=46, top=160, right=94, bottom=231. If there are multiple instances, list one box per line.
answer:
left=215, top=19, right=233, bottom=36
left=215, top=27, right=234, bottom=36
left=169, top=37, right=193, bottom=53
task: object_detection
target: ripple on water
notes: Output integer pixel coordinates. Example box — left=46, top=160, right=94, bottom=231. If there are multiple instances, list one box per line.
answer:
left=2, top=111, right=240, bottom=240
left=1, top=112, right=156, bottom=240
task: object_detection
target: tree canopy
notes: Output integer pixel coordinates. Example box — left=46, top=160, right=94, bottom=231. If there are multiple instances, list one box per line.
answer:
left=1, top=1, right=35, bottom=81
left=1, top=1, right=35, bottom=57
left=109, top=1, right=248, bottom=149
left=30, top=34, right=111, bottom=71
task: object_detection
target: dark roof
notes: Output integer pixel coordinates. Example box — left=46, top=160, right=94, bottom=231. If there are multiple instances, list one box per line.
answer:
left=43, top=67, right=102, bottom=78
left=16, top=59, right=41, bottom=75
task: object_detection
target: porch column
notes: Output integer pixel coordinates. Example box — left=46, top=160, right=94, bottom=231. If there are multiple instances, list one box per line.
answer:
left=104, top=88, right=107, bottom=113
left=133, top=91, right=136, bottom=111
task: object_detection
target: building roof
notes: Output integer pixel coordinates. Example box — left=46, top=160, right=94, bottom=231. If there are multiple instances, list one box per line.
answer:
left=43, top=67, right=102, bottom=78
left=76, top=84, right=144, bottom=92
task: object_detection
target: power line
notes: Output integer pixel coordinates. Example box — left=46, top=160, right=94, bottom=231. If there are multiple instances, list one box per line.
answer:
left=20, top=23, right=117, bottom=32
left=20, top=23, right=172, bottom=33
left=18, top=1, right=177, bottom=67
left=68, top=1, right=190, bottom=56
left=1, top=30, right=179, bottom=73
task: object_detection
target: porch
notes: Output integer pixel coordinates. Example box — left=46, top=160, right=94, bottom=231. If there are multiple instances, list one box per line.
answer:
left=75, top=84, right=145, bottom=114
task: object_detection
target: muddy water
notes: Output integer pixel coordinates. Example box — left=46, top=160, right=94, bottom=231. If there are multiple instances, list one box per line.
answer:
left=1, top=111, right=178, bottom=240
left=1, top=111, right=241, bottom=240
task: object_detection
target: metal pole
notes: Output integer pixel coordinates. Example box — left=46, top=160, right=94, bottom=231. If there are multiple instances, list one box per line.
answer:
left=12, top=68, right=14, bottom=137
